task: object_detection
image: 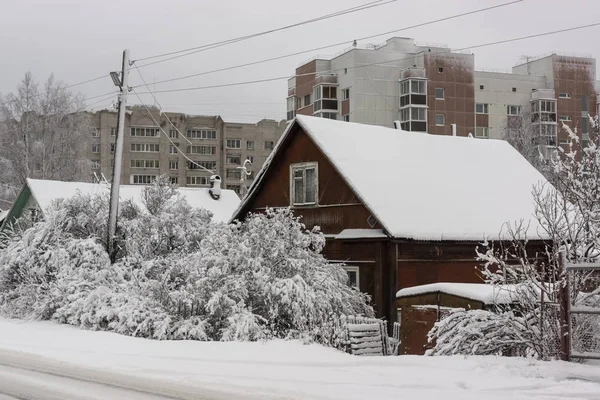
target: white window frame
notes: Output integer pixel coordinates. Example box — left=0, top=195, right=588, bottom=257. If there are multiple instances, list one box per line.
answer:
left=91, top=161, right=100, bottom=170
left=475, top=127, right=489, bottom=138
left=507, top=105, right=521, bottom=116
left=91, top=143, right=100, bottom=153
left=247, top=140, right=254, bottom=150
left=435, top=113, right=445, bottom=126
left=343, top=266, right=360, bottom=289
left=290, top=162, right=318, bottom=206
left=226, top=139, right=241, bottom=149
left=559, top=115, right=572, bottom=121
left=169, top=161, right=178, bottom=170
left=559, top=93, right=571, bottom=99
left=435, top=88, right=445, bottom=100
left=90, top=128, right=99, bottom=137
left=343, top=114, right=350, bottom=122
left=169, top=130, right=179, bottom=138
left=476, top=103, right=488, bottom=114
left=342, top=88, right=350, bottom=100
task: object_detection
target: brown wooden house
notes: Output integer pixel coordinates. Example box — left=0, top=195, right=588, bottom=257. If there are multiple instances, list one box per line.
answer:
left=231, top=116, right=550, bottom=324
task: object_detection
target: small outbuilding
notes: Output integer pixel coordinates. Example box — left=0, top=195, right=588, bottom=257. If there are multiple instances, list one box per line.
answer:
left=396, top=283, right=520, bottom=355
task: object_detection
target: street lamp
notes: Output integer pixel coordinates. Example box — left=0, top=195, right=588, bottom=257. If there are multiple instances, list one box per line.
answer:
left=110, top=72, right=122, bottom=88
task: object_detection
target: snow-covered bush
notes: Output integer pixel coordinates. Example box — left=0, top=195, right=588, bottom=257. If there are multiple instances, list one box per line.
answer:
left=426, top=309, right=533, bottom=357
left=0, top=186, right=373, bottom=346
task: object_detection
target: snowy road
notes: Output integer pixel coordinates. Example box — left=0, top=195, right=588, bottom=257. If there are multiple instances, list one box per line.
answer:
left=0, top=348, right=258, bottom=400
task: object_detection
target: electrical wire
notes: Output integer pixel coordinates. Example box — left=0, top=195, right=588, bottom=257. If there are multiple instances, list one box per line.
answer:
left=132, top=0, right=397, bottom=66
left=130, top=88, right=216, bottom=175
left=131, top=0, right=524, bottom=88
left=133, top=22, right=600, bottom=96
left=132, top=63, right=193, bottom=145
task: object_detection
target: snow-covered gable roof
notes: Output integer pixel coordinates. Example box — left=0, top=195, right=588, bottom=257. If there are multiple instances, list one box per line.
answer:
left=396, top=283, right=521, bottom=305
left=236, top=115, right=549, bottom=241
left=25, top=178, right=240, bottom=223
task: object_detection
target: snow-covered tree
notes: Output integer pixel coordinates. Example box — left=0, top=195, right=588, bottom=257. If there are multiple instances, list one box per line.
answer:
left=0, top=72, right=93, bottom=205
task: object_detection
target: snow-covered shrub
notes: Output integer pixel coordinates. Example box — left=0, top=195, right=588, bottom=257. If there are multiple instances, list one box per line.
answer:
left=427, top=309, right=536, bottom=357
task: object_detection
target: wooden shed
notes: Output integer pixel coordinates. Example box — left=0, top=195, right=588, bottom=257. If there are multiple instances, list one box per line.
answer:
left=396, top=283, right=519, bottom=355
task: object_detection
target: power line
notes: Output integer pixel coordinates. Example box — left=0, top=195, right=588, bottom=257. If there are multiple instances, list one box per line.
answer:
left=132, top=0, right=397, bottom=66
left=133, top=22, right=600, bottom=96
left=65, top=74, right=109, bottom=89
left=131, top=0, right=524, bottom=89
left=130, top=88, right=216, bottom=175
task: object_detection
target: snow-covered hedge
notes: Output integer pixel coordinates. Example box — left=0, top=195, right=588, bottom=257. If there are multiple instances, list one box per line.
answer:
left=0, top=179, right=373, bottom=345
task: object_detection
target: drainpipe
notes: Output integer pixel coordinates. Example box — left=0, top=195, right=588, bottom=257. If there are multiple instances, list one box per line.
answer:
left=451, top=123, right=457, bottom=136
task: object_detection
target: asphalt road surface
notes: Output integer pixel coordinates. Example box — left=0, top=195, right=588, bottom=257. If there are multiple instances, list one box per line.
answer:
left=0, top=348, right=263, bottom=400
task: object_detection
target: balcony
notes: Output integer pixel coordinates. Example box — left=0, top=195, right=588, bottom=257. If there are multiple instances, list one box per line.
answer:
left=531, top=89, right=555, bottom=101
left=401, top=67, right=426, bottom=80
left=315, top=74, right=338, bottom=85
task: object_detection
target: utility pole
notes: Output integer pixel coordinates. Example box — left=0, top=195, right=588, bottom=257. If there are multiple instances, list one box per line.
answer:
left=107, top=49, right=130, bottom=260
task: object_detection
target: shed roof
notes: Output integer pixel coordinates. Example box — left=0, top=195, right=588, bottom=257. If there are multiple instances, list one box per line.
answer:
left=396, top=283, right=522, bottom=305
left=234, top=115, right=550, bottom=241
left=23, top=178, right=240, bottom=223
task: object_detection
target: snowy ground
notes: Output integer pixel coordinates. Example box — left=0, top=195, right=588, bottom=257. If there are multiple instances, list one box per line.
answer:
left=0, top=318, right=599, bottom=400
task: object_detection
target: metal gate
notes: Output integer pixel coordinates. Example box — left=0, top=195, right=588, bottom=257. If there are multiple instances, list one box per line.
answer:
left=566, top=262, right=600, bottom=361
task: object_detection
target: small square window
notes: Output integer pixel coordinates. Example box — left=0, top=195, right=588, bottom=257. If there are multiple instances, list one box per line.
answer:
left=435, top=88, right=445, bottom=100
left=344, top=68, right=348, bottom=74
left=343, top=114, right=350, bottom=122
left=438, top=67, right=443, bottom=73
left=343, top=266, right=360, bottom=289
left=512, top=87, right=517, bottom=92
left=435, top=114, right=445, bottom=126
left=479, top=85, right=484, bottom=90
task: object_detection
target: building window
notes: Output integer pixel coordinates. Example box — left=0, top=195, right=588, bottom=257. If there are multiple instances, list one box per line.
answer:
left=400, top=79, right=427, bottom=107
left=186, top=129, right=217, bottom=139
left=479, top=85, right=484, bottom=90
left=559, top=139, right=569, bottom=145
left=91, top=128, right=99, bottom=137
left=290, top=162, right=317, bottom=206
left=343, top=114, right=350, bottom=122
left=303, top=94, right=311, bottom=107
left=507, top=105, right=521, bottom=116
left=111, top=128, right=117, bottom=136
left=91, top=144, right=100, bottom=153
left=227, top=185, right=241, bottom=194
left=438, top=67, right=443, bottom=73
left=559, top=93, right=571, bottom=99
left=247, top=140, right=254, bottom=150
left=169, top=130, right=178, bottom=138
left=187, top=160, right=216, bottom=170
left=111, top=143, right=115, bottom=153
left=169, top=161, right=178, bottom=170
left=531, top=100, right=557, bottom=122
left=286, top=96, right=296, bottom=120
left=343, top=266, right=359, bottom=289
left=399, top=107, right=427, bottom=132
left=435, top=114, right=445, bottom=126
left=187, top=145, right=216, bottom=155
left=264, top=141, right=274, bottom=150
left=186, top=176, right=210, bottom=186
left=512, top=87, right=517, bottom=92
left=226, top=139, right=241, bottom=149
left=226, top=154, right=241, bottom=165
left=130, top=127, right=160, bottom=137
left=315, top=112, right=337, bottom=120
left=313, top=85, right=338, bottom=112
left=435, top=88, right=445, bottom=100
left=226, top=169, right=242, bottom=180
left=342, top=88, right=350, bottom=100
left=131, top=175, right=156, bottom=184
left=130, top=159, right=160, bottom=169
left=559, top=115, right=572, bottom=121
left=476, top=103, right=489, bottom=114
left=131, top=143, right=159, bottom=152
left=475, top=127, right=489, bottom=138
left=170, top=176, right=178, bottom=185
left=91, top=161, right=100, bottom=170
left=246, top=156, right=254, bottom=164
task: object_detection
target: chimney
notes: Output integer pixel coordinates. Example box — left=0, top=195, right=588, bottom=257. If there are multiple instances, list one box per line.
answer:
left=393, top=120, right=401, bottom=130
left=209, top=175, right=221, bottom=200
left=451, top=123, right=457, bottom=136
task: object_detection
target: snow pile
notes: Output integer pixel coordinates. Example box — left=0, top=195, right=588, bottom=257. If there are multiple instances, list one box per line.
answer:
left=0, top=178, right=373, bottom=345
left=396, top=282, right=523, bottom=305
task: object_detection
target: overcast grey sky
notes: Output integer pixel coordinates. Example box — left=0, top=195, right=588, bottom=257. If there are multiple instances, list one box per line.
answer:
left=1, top=0, right=599, bottom=122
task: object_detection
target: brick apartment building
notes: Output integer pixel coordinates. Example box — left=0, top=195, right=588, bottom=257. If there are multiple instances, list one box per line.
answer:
left=286, top=37, right=600, bottom=158
left=87, top=105, right=287, bottom=196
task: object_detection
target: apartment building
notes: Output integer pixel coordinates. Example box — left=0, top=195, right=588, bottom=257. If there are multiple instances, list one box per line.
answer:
left=87, top=106, right=286, bottom=196
left=287, top=36, right=599, bottom=156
